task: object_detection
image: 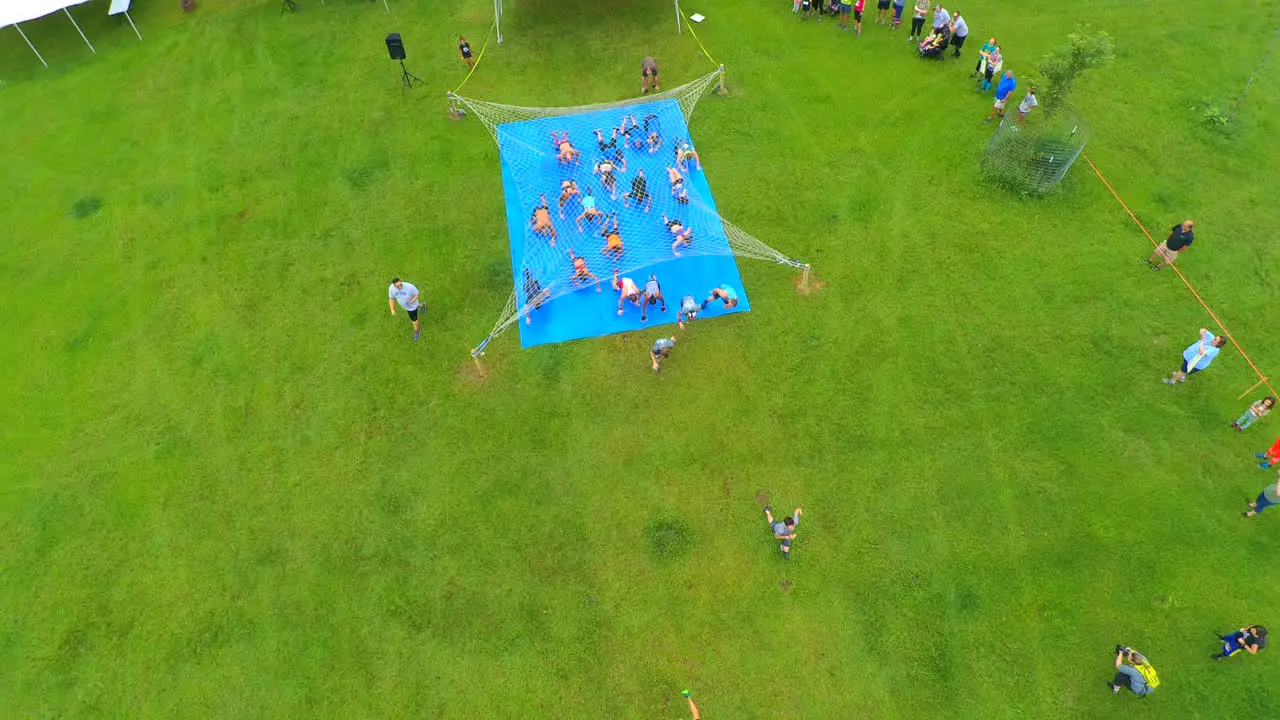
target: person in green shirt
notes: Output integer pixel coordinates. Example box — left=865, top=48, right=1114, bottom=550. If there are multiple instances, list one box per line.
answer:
left=972, top=37, right=996, bottom=77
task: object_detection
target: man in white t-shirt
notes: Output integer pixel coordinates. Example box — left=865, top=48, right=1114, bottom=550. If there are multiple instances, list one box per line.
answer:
left=387, top=277, right=423, bottom=341
left=1015, top=86, right=1038, bottom=127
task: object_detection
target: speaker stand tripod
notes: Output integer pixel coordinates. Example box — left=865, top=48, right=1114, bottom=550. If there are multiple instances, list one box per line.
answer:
left=399, top=60, right=424, bottom=92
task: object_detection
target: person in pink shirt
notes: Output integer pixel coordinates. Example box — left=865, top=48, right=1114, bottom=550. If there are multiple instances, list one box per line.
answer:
left=853, top=0, right=866, bottom=35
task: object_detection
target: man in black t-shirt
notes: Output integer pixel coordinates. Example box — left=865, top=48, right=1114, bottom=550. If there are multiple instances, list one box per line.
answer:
left=1146, top=219, right=1195, bottom=270
left=1213, top=625, right=1268, bottom=659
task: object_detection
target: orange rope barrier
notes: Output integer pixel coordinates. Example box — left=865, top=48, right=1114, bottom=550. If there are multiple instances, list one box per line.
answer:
left=1081, top=151, right=1277, bottom=400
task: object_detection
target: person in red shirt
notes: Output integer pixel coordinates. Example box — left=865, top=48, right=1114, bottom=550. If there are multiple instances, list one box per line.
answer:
left=1255, top=437, right=1280, bottom=468
left=853, top=0, right=866, bottom=35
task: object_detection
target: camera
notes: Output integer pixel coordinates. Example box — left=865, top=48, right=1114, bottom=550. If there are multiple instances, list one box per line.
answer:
left=1115, top=645, right=1131, bottom=655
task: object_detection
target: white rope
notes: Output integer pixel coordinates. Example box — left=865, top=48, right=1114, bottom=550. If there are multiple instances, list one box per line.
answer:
left=453, top=69, right=723, bottom=144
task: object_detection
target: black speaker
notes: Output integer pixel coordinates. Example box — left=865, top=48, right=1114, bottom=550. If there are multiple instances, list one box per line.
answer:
left=386, top=33, right=406, bottom=61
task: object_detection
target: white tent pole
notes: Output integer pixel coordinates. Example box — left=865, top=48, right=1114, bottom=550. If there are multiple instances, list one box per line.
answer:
left=64, top=7, right=95, bottom=53
left=675, top=0, right=682, bottom=34
left=382, top=0, right=389, bottom=12
left=124, top=11, right=142, bottom=40
left=494, top=0, right=503, bottom=44
left=15, top=25, right=48, bottom=67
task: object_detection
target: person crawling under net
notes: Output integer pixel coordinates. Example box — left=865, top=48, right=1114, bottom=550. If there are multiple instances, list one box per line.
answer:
left=622, top=169, right=652, bottom=212
left=599, top=213, right=624, bottom=260
left=530, top=193, right=557, bottom=245
left=549, top=131, right=580, bottom=165
left=667, top=166, right=690, bottom=204
left=663, top=213, right=693, bottom=257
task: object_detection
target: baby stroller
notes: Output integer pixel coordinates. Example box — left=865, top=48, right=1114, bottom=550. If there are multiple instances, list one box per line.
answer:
left=919, top=27, right=951, bottom=58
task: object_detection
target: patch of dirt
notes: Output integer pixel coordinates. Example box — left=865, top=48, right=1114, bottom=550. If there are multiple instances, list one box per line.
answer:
left=754, top=490, right=771, bottom=508
left=1153, top=336, right=1166, bottom=349
left=794, top=271, right=827, bottom=296
left=779, top=578, right=793, bottom=593
left=235, top=207, right=251, bottom=222
left=722, top=478, right=732, bottom=500
left=456, top=358, right=490, bottom=385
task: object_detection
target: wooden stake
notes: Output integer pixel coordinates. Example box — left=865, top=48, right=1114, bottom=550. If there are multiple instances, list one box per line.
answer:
left=1238, top=377, right=1268, bottom=400
left=799, top=264, right=811, bottom=292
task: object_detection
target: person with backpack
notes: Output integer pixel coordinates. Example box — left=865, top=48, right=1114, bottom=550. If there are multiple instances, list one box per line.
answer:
left=1109, top=646, right=1158, bottom=697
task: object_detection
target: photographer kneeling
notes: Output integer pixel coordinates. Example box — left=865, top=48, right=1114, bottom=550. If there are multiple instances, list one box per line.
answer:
left=1109, top=646, right=1158, bottom=697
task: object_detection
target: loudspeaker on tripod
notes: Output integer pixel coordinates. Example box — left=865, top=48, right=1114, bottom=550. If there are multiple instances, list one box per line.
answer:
left=385, top=33, right=406, bottom=61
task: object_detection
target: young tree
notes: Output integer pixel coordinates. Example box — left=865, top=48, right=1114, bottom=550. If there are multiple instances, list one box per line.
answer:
left=1036, top=26, right=1115, bottom=114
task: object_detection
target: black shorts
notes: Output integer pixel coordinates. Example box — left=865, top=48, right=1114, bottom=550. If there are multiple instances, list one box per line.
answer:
left=598, top=138, right=616, bottom=151
left=854, top=10, right=863, bottom=21
left=1180, top=360, right=1203, bottom=375
left=952, top=34, right=967, bottom=49
left=877, top=0, right=890, bottom=7
left=461, top=50, right=473, bottom=59
left=406, top=307, right=419, bottom=321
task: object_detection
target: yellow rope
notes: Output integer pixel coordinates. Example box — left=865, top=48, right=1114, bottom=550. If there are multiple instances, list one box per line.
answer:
left=680, top=10, right=718, bottom=67
left=452, top=20, right=496, bottom=95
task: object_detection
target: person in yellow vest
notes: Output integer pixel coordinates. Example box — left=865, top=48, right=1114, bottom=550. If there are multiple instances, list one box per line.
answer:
left=1109, top=646, right=1157, bottom=696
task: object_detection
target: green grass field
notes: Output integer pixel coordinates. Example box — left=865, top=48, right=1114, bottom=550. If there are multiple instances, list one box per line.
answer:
left=3, top=0, right=1280, bottom=716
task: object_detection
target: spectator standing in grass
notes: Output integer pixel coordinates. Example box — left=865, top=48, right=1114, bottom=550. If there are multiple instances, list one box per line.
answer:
left=950, top=11, right=968, bottom=56
left=1163, top=327, right=1227, bottom=384
left=909, top=0, right=930, bottom=40
left=1233, top=396, right=1275, bottom=431
left=458, top=36, right=474, bottom=69
left=1212, top=626, right=1268, bottom=658
left=813, top=0, right=825, bottom=21
left=764, top=505, right=803, bottom=559
left=641, top=57, right=660, bottom=94
left=932, top=3, right=951, bottom=32
left=1244, top=474, right=1280, bottom=517
left=876, top=0, right=891, bottom=24
left=890, top=0, right=905, bottom=29
left=972, top=36, right=995, bottom=77
left=651, top=336, right=676, bottom=373
left=1145, top=220, right=1195, bottom=270
left=838, top=0, right=853, bottom=31
left=1108, top=647, right=1158, bottom=696
left=1014, top=86, right=1038, bottom=127
left=1255, top=437, right=1280, bottom=468
left=984, top=70, right=1016, bottom=123
left=387, top=278, right=423, bottom=341
left=852, top=0, right=866, bottom=34
left=978, top=45, right=1002, bottom=91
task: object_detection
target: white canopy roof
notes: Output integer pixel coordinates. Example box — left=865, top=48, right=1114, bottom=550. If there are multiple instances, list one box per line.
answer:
left=0, top=0, right=91, bottom=28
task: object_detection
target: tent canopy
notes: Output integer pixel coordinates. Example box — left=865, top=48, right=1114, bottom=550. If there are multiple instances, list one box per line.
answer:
left=1, top=0, right=91, bottom=27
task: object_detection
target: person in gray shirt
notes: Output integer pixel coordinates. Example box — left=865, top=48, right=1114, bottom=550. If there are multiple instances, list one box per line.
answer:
left=387, top=277, right=423, bottom=341
left=764, top=505, right=804, bottom=559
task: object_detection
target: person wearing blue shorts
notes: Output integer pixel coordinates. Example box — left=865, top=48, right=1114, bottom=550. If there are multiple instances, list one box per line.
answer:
left=701, top=285, right=739, bottom=310
left=1244, top=474, right=1280, bottom=517
left=764, top=505, right=803, bottom=559
left=575, top=187, right=604, bottom=230
left=1212, top=626, right=1268, bottom=658
left=1163, top=327, right=1227, bottom=384
left=838, top=0, right=852, bottom=31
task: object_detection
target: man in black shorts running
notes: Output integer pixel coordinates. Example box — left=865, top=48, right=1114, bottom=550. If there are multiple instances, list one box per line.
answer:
left=641, top=56, right=659, bottom=94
